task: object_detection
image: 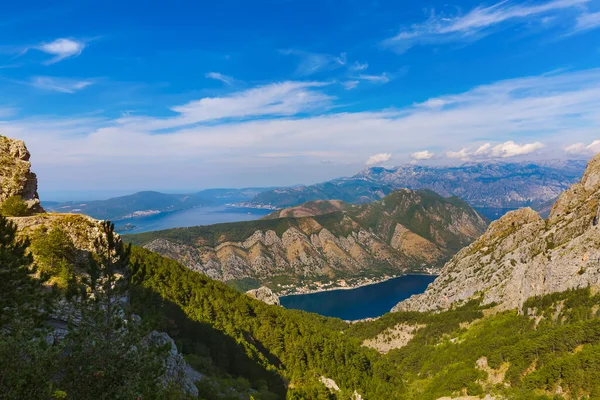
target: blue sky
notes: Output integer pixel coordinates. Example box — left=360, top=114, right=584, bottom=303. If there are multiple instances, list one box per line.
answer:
left=2, top=0, right=600, bottom=199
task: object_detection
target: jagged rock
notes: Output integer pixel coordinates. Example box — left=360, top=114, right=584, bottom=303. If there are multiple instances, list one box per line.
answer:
left=0, top=136, right=43, bottom=213
left=146, top=331, right=203, bottom=397
left=246, top=286, right=281, bottom=306
left=393, top=153, right=600, bottom=313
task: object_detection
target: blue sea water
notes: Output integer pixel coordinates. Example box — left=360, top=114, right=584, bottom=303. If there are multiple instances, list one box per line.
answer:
left=280, top=274, right=437, bottom=320
left=114, top=206, right=272, bottom=233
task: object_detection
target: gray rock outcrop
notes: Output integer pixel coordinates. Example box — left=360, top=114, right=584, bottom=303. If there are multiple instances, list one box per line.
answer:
left=0, top=136, right=44, bottom=213
left=393, top=152, right=600, bottom=313
left=246, top=286, right=281, bottom=306
left=146, top=331, right=203, bottom=397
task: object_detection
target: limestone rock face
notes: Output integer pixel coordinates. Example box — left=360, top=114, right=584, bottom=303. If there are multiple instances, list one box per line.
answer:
left=133, top=189, right=488, bottom=290
left=393, top=153, right=600, bottom=313
left=0, top=136, right=43, bottom=213
left=146, top=331, right=203, bottom=397
left=246, top=286, right=281, bottom=306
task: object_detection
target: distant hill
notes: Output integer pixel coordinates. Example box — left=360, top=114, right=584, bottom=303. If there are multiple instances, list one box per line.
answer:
left=262, top=199, right=347, bottom=219
left=250, top=160, right=587, bottom=210
left=124, top=189, right=488, bottom=293
left=44, top=188, right=268, bottom=221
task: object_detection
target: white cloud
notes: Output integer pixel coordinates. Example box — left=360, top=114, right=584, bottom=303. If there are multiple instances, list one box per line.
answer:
left=115, top=81, right=334, bottom=131
left=350, top=61, right=369, bottom=71
left=415, top=98, right=452, bottom=108
left=574, top=11, right=600, bottom=32
left=411, top=150, right=435, bottom=160
left=29, top=76, right=93, bottom=93
left=382, top=0, right=589, bottom=52
left=357, top=73, right=391, bottom=84
left=205, top=72, right=235, bottom=85
left=447, top=141, right=545, bottom=160
left=36, top=38, right=86, bottom=64
left=280, top=49, right=347, bottom=76
left=5, top=68, right=600, bottom=191
left=342, top=80, right=360, bottom=90
left=565, top=139, right=600, bottom=154
left=490, top=141, right=545, bottom=157
left=366, top=153, right=392, bottom=165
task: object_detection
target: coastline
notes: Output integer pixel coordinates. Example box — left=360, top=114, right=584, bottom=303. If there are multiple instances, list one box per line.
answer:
left=276, top=271, right=437, bottom=298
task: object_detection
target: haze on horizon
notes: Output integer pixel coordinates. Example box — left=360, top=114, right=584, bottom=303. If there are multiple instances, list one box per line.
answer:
left=2, top=0, right=600, bottom=200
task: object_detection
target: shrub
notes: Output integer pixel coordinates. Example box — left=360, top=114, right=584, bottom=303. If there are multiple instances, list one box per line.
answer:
left=1, top=195, right=30, bottom=217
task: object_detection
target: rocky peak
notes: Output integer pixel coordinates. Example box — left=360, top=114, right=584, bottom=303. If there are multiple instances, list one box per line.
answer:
left=0, top=135, right=43, bottom=213
left=393, top=153, right=600, bottom=313
left=581, top=152, right=600, bottom=192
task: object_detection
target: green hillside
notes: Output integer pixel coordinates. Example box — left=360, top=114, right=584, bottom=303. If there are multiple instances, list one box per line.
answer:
left=2, top=213, right=600, bottom=399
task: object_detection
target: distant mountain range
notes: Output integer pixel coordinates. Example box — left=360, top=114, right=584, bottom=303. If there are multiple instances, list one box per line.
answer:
left=44, top=160, right=587, bottom=225
left=251, top=160, right=587, bottom=211
left=124, top=189, right=488, bottom=293
left=43, top=188, right=269, bottom=221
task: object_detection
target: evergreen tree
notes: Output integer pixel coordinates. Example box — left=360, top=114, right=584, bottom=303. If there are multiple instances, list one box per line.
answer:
left=0, top=214, right=57, bottom=400
left=55, top=221, right=168, bottom=399
left=0, top=214, right=41, bottom=327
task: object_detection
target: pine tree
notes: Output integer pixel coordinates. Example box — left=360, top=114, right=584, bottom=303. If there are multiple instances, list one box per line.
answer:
left=0, top=214, right=57, bottom=400
left=83, top=220, right=131, bottom=340
left=0, top=214, right=41, bottom=327
left=55, top=221, right=168, bottom=399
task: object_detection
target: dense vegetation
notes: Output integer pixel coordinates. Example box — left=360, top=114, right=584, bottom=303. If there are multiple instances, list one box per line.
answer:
left=1, top=195, right=31, bottom=216
left=0, top=217, right=176, bottom=400
left=129, top=244, right=600, bottom=399
left=3, top=211, right=600, bottom=399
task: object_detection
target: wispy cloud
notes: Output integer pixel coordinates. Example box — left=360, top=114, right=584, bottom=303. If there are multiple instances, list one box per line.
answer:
left=447, top=141, right=545, bottom=160
left=574, top=11, right=600, bottom=32
left=116, top=81, right=334, bottom=131
left=28, top=76, right=93, bottom=93
left=280, top=49, right=347, bottom=76
left=350, top=61, right=369, bottom=71
left=366, top=153, right=392, bottom=165
left=382, top=0, right=589, bottom=53
left=205, top=72, right=236, bottom=85
left=0, top=108, right=17, bottom=118
left=357, top=73, right=391, bottom=84
left=342, top=80, right=360, bottom=90
left=6, top=68, right=600, bottom=190
left=35, top=38, right=86, bottom=64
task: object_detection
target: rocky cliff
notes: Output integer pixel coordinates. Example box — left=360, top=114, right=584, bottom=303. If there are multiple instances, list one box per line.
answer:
left=126, top=189, right=488, bottom=292
left=0, top=136, right=43, bottom=213
left=393, top=153, right=600, bottom=313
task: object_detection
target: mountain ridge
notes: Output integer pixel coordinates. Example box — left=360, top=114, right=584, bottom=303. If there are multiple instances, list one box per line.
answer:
left=251, top=160, right=587, bottom=210
left=125, top=188, right=488, bottom=293
left=393, top=152, right=600, bottom=313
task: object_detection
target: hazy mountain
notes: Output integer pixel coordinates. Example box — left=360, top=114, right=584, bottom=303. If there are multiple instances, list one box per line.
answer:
left=124, top=189, right=488, bottom=293
left=251, top=160, right=587, bottom=210
left=44, top=188, right=268, bottom=221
